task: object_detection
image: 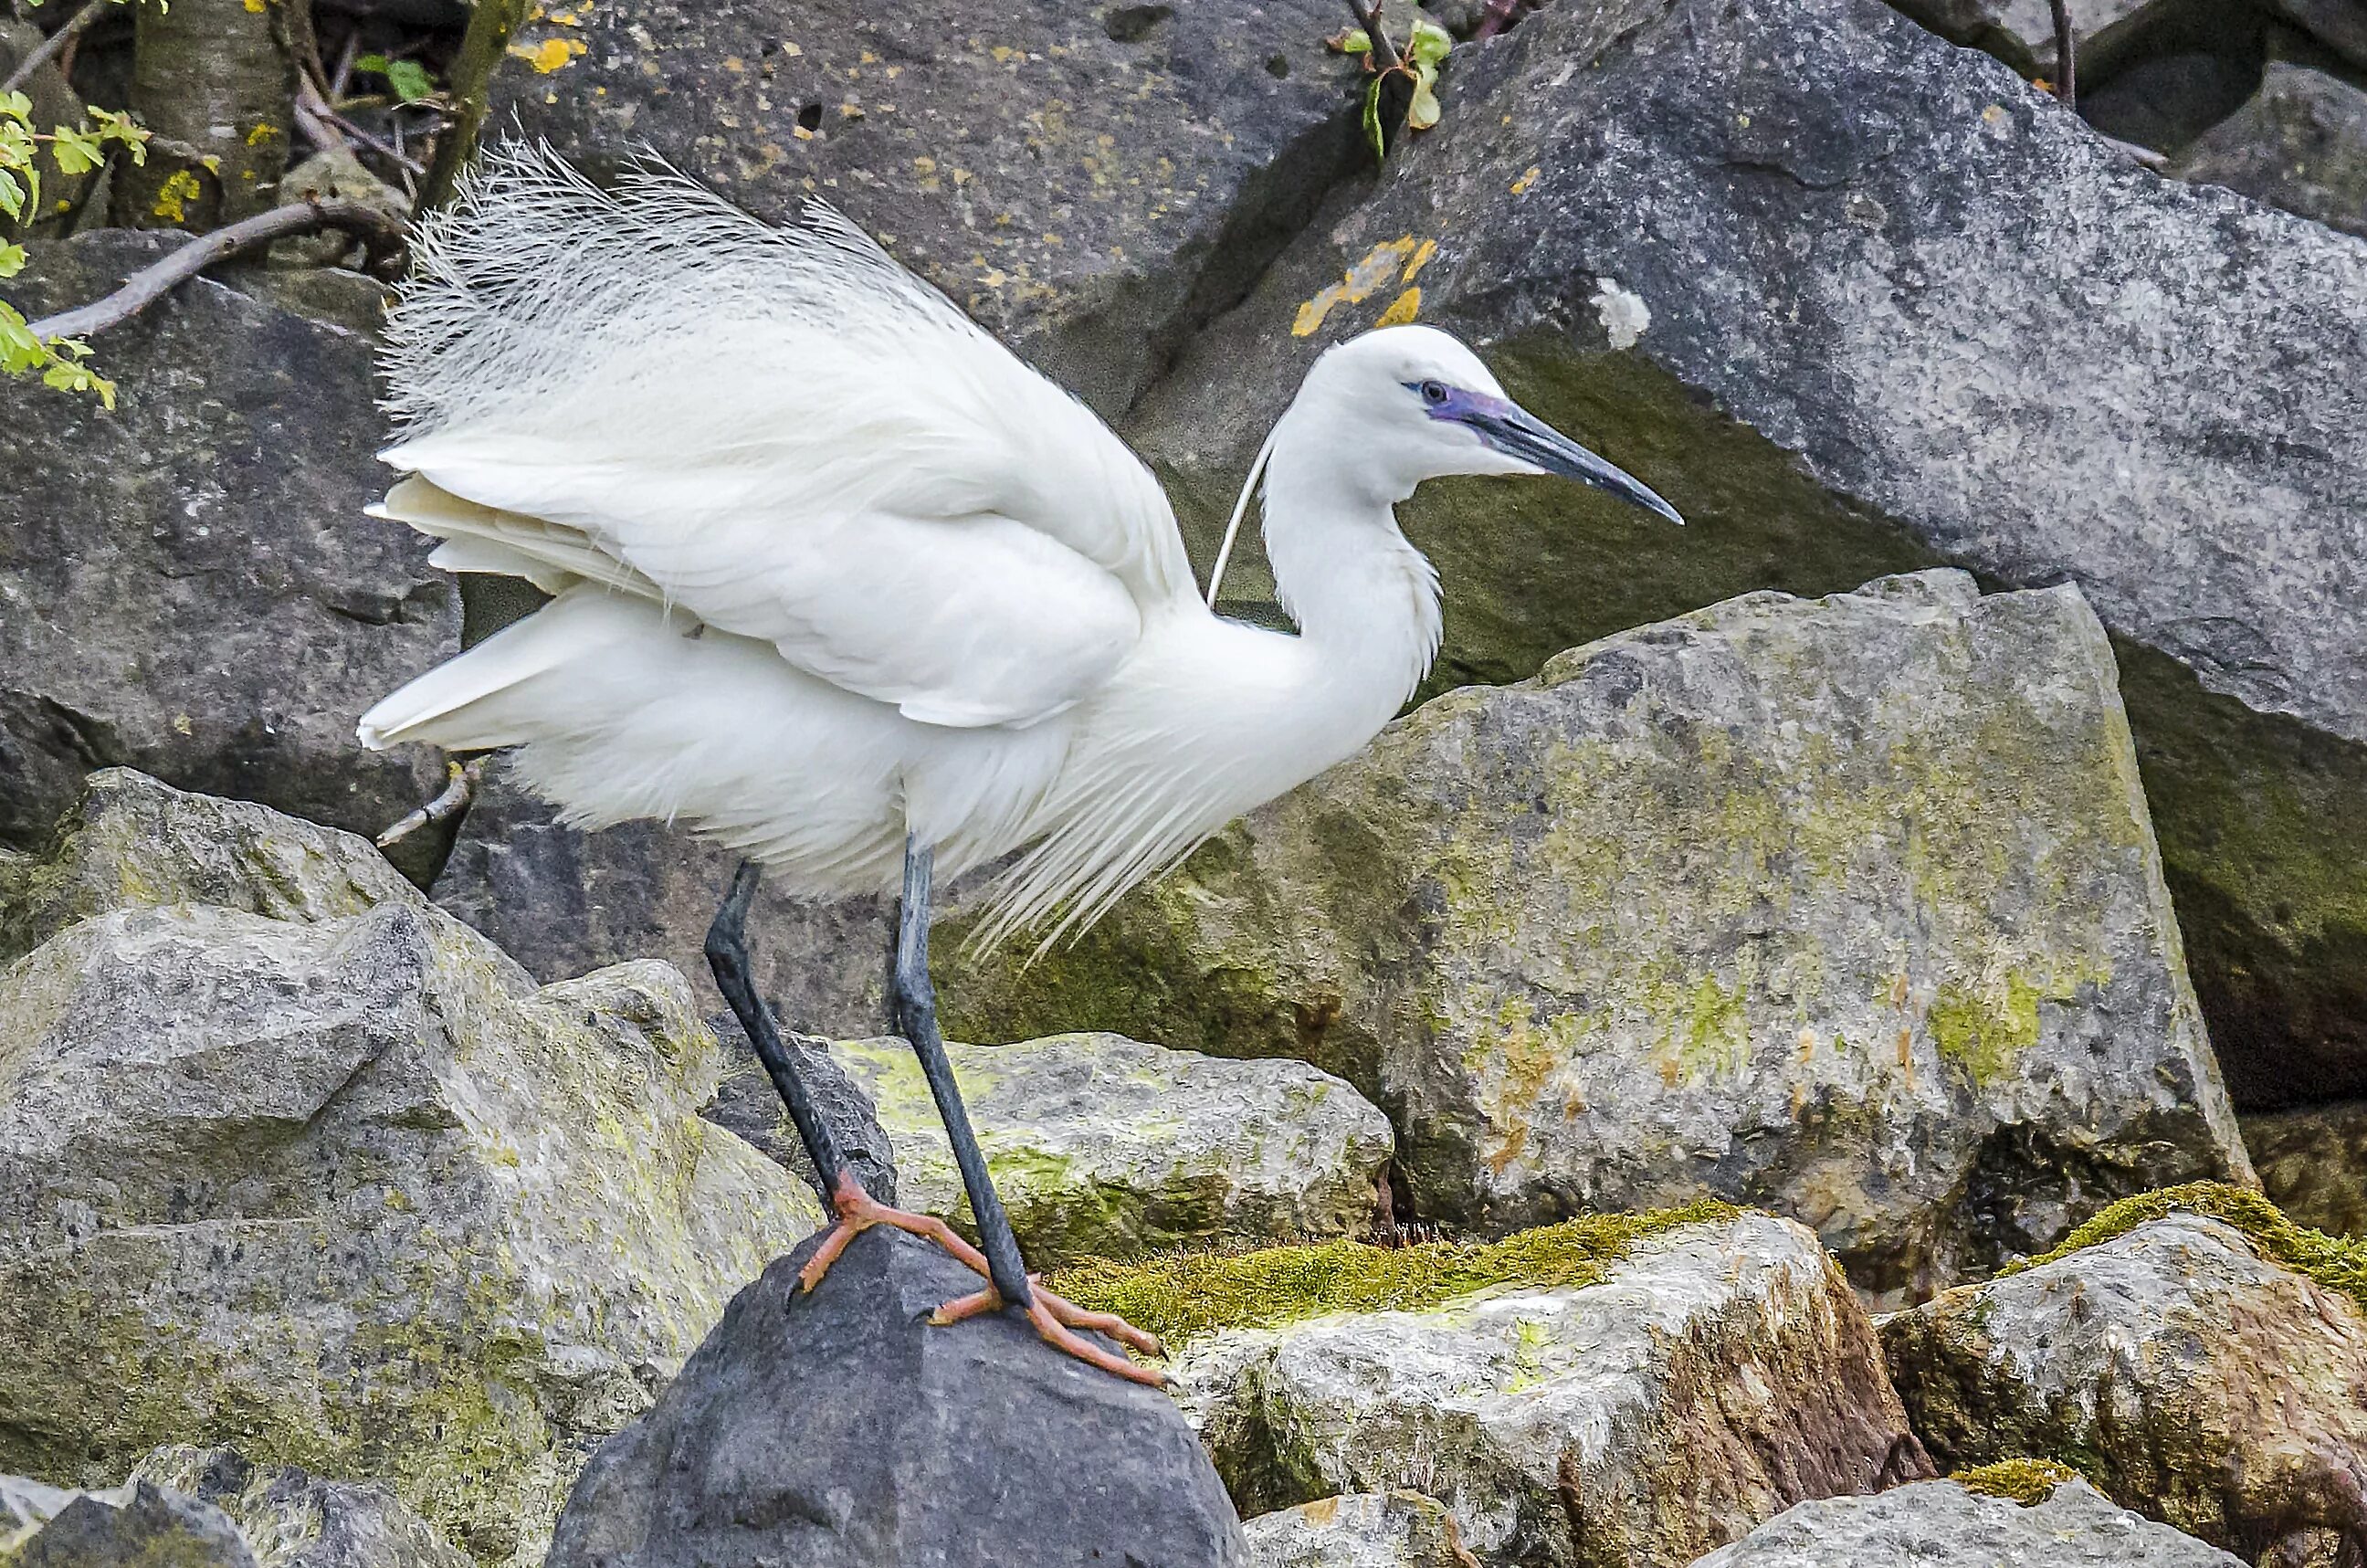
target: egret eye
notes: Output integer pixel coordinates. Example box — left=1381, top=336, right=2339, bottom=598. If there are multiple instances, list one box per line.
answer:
left=1420, top=380, right=1450, bottom=406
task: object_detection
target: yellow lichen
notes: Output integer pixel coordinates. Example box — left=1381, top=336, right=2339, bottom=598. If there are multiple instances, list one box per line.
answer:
left=1953, top=1458, right=2086, bottom=1505
left=509, top=36, right=585, bottom=72
left=1375, top=287, right=1421, bottom=327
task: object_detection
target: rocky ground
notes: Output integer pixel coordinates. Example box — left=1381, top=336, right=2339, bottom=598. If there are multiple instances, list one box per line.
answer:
left=3, top=0, right=2363, bottom=1563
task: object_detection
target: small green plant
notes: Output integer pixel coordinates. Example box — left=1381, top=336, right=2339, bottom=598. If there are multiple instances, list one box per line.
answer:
left=353, top=53, right=437, bottom=104
left=1333, top=16, right=1453, bottom=163
left=1, top=90, right=148, bottom=405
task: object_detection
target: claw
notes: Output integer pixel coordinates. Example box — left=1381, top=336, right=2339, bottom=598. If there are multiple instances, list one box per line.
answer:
left=802, top=1170, right=992, bottom=1293
left=932, top=1279, right=1168, bottom=1386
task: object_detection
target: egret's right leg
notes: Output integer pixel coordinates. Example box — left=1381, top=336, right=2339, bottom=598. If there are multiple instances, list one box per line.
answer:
left=703, top=859, right=991, bottom=1293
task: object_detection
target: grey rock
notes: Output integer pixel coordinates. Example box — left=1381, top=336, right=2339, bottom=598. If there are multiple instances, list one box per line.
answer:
left=1686, top=1479, right=2246, bottom=1567
left=132, top=1448, right=472, bottom=1568
left=2265, top=0, right=2367, bottom=71
left=702, top=1012, right=901, bottom=1205
left=2170, top=60, right=2367, bottom=237
left=7, top=1481, right=257, bottom=1568
left=1117, top=0, right=2367, bottom=1105
left=433, top=763, right=896, bottom=1036
left=492, top=0, right=1365, bottom=416
left=546, top=1226, right=1247, bottom=1568
left=823, top=1030, right=1394, bottom=1266
left=942, top=574, right=2253, bottom=1300
left=0, top=777, right=822, bottom=1568
left=271, top=150, right=412, bottom=269
left=2082, top=50, right=2275, bottom=157
left=0, top=231, right=455, bottom=859
left=1880, top=0, right=2157, bottom=81
left=2244, top=1099, right=2367, bottom=1235
left=1171, top=1212, right=1926, bottom=1568
left=1881, top=1212, right=2367, bottom=1563
left=1244, top=1491, right=1480, bottom=1568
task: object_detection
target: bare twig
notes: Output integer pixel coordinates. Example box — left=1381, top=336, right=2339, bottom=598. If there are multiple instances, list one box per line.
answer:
left=2047, top=0, right=2077, bottom=110
left=416, top=0, right=532, bottom=216
left=1, top=0, right=110, bottom=93
left=377, top=757, right=486, bottom=850
left=1343, top=0, right=1401, bottom=71
left=24, top=197, right=406, bottom=342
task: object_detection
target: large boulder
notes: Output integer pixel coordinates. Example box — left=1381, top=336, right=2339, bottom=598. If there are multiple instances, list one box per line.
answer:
left=1880, top=1186, right=2367, bottom=1564
left=943, top=572, right=2252, bottom=1300
left=821, top=1030, right=1393, bottom=1266
left=491, top=0, right=1365, bottom=416
left=544, top=1227, right=1247, bottom=1568
left=1687, top=1479, right=2246, bottom=1567
left=0, top=773, right=822, bottom=1568
left=0, top=234, right=456, bottom=859
left=1244, top=1491, right=1480, bottom=1568
left=1156, top=1209, right=1924, bottom=1567
left=4, top=1480, right=257, bottom=1568
left=2168, top=59, right=2367, bottom=239
left=1120, top=0, right=2367, bottom=1110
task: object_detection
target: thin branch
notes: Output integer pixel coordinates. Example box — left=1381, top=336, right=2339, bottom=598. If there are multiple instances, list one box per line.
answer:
left=2047, top=0, right=2077, bottom=110
left=1343, top=0, right=1401, bottom=72
left=24, top=198, right=406, bottom=342
left=377, top=757, right=485, bottom=850
left=2, top=0, right=110, bottom=94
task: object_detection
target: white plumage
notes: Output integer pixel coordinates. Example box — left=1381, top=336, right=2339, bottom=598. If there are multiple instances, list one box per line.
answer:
left=359, top=144, right=1679, bottom=952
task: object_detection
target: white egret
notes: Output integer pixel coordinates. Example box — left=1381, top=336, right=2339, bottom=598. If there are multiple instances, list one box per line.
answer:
left=357, top=145, right=1682, bottom=1385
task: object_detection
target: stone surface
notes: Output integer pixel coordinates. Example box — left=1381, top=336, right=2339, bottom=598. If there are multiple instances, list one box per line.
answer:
left=133, top=1448, right=473, bottom=1568
left=824, top=1030, right=1394, bottom=1267
left=2171, top=60, right=2367, bottom=238
left=492, top=0, right=1365, bottom=416
left=1881, top=0, right=2160, bottom=81
left=1881, top=1212, right=2367, bottom=1563
left=1118, top=0, right=2367, bottom=1108
left=5, top=1481, right=257, bottom=1568
left=702, top=1015, right=901, bottom=1205
left=0, top=774, right=822, bottom=1568
left=1171, top=1212, right=1924, bottom=1568
left=545, top=1227, right=1247, bottom=1568
left=2244, top=1100, right=2367, bottom=1236
left=0, top=231, right=455, bottom=858
left=1687, top=1479, right=2246, bottom=1567
left=2266, top=0, right=2367, bottom=71
left=1244, top=1491, right=1479, bottom=1568
left=432, top=765, right=896, bottom=1033
left=943, top=573, right=2252, bottom=1300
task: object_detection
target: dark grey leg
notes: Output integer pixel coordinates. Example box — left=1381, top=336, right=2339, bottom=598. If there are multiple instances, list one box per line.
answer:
left=706, top=859, right=853, bottom=1196
left=891, top=836, right=1035, bottom=1311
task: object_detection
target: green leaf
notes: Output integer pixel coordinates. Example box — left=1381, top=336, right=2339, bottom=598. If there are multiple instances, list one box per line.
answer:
left=1361, top=74, right=1385, bottom=164
left=0, top=90, right=32, bottom=124
left=0, top=243, right=24, bottom=279
left=1408, top=18, right=1453, bottom=66
left=0, top=307, right=41, bottom=373
left=1408, top=77, right=1442, bottom=130
left=49, top=124, right=104, bottom=175
left=1334, top=26, right=1373, bottom=54
left=0, top=168, right=24, bottom=221
left=356, top=52, right=437, bottom=101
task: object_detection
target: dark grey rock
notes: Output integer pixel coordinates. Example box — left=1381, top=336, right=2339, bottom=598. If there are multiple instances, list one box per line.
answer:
left=12, top=1481, right=257, bottom=1568
left=2170, top=59, right=2367, bottom=237
left=0, top=230, right=457, bottom=859
left=2082, top=50, right=2267, bottom=153
left=491, top=0, right=1364, bottom=417
left=132, top=1448, right=472, bottom=1568
left=1688, top=1479, right=2245, bottom=1566
left=702, top=1011, right=901, bottom=1205
left=547, top=1226, right=1246, bottom=1568
left=1121, top=0, right=2367, bottom=1110
left=2264, top=0, right=2367, bottom=71
left=432, top=763, right=897, bottom=1034
left=2244, top=1099, right=2367, bottom=1235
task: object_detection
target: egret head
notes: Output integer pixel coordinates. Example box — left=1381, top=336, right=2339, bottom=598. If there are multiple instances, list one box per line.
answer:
left=1309, top=325, right=1684, bottom=524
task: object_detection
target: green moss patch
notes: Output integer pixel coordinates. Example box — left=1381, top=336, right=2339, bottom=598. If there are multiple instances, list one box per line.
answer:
left=1952, top=1458, right=2087, bottom=1505
left=1045, top=1199, right=1739, bottom=1346
left=2004, top=1182, right=2367, bottom=1318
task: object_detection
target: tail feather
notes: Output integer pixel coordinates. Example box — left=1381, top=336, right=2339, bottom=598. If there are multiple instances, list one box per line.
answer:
left=372, top=472, right=654, bottom=598
left=358, top=591, right=611, bottom=752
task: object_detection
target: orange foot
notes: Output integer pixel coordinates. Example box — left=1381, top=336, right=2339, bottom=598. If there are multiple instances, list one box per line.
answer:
left=934, top=1281, right=1167, bottom=1387
left=801, top=1170, right=995, bottom=1292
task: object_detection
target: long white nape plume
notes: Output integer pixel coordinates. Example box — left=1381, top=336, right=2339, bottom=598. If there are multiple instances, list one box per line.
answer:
left=1204, top=425, right=1278, bottom=608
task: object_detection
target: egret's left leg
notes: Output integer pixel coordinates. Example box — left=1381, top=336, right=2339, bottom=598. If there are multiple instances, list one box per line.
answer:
left=891, top=836, right=1166, bottom=1386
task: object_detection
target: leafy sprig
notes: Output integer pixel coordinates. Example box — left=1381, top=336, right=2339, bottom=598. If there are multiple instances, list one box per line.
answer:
left=1333, top=16, right=1453, bottom=163
left=1, top=89, right=150, bottom=405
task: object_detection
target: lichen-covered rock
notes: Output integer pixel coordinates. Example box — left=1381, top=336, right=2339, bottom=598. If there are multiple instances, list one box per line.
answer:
left=432, top=766, right=895, bottom=1036
left=1686, top=1479, right=2246, bottom=1567
left=0, top=778, right=822, bottom=1568
left=492, top=0, right=1363, bottom=416
left=132, top=1448, right=472, bottom=1568
left=1120, top=0, right=2367, bottom=1109
left=1881, top=1194, right=2367, bottom=1563
left=945, top=573, right=2251, bottom=1298
left=1167, top=1212, right=1926, bottom=1568
left=4, top=1480, right=258, bottom=1568
left=823, top=1031, right=1393, bottom=1266
left=1245, top=1491, right=1479, bottom=1568
left=2244, top=1100, right=2367, bottom=1236
left=0, top=234, right=455, bottom=858
left=2169, top=60, right=2367, bottom=240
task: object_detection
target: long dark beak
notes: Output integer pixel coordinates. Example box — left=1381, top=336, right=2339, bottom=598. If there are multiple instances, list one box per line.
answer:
left=1468, top=405, right=1685, bottom=525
